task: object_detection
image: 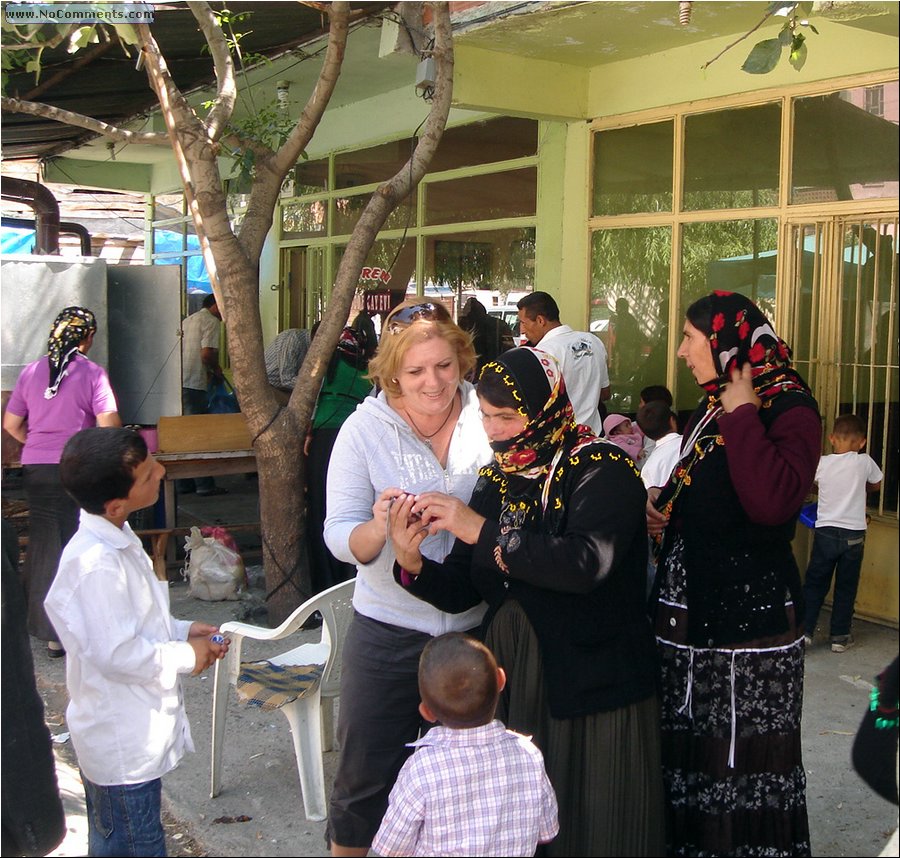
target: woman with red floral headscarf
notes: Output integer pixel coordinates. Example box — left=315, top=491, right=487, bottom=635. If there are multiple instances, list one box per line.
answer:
left=3, top=307, right=120, bottom=657
left=646, top=291, right=821, bottom=856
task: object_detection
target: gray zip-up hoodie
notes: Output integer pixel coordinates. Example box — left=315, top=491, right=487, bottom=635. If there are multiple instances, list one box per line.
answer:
left=324, top=382, right=491, bottom=635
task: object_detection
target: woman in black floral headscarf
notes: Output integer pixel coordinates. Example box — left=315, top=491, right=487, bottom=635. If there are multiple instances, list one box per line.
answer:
left=389, top=347, right=665, bottom=856
left=3, top=307, right=120, bottom=657
left=647, top=291, right=821, bottom=857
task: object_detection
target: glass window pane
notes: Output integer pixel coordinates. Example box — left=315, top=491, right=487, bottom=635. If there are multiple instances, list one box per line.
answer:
left=792, top=83, right=899, bottom=204
left=333, top=193, right=414, bottom=236
left=336, top=239, right=417, bottom=323
left=336, top=141, right=409, bottom=190
left=590, top=227, right=672, bottom=413
left=425, top=168, right=536, bottom=226
left=593, top=121, right=673, bottom=215
left=282, top=201, right=327, bottom=239
left=431, top=117, right=538, bottom=171
left=676, top=219, right=779, bottom=411
left=293, top=158, right=329, bottom=195
left=683, top=104, right=780, bottom=210
left=423, top=228, right=536, bottom=314
left=836, top=220, right=899, bottom=514
left=787, top=224, right=825, bottom=391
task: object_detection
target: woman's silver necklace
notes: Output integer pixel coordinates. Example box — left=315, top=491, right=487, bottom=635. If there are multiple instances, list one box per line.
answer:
left=405, top=398, right=456, bottom=449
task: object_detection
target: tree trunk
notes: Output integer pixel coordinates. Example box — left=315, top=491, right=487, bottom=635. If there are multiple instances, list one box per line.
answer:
left=255, top=412, right=311, bottom=623
left=1, top=1, right=454, bottom=627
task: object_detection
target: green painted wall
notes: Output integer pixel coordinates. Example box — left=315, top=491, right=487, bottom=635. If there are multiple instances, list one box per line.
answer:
left=454, top=45, right=588, bottom=120
left=44, top=157, right=153, bottom=192
left=587, top=21, right=899, bottom=118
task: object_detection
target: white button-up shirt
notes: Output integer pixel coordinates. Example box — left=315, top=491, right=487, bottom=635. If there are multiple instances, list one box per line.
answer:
left=45, top=511, right=197, bottom=785
left=181, top=307, right=221, bottom=391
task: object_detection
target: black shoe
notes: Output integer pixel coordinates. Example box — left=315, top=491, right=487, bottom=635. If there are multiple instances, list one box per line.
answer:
left=196, top=487, right=229, bottom=497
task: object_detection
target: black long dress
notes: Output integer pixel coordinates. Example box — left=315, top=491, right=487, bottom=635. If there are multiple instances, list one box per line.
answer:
left=404, top=439, right=665, bottom=856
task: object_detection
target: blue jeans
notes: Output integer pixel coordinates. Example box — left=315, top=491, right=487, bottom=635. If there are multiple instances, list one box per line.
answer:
left=82, top=776, right=166, bottom=857
left=802, top=526, right=866, bottom=638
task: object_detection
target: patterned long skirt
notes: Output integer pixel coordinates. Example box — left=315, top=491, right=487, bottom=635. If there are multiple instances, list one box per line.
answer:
left=655, top=535, right=811, bottom=857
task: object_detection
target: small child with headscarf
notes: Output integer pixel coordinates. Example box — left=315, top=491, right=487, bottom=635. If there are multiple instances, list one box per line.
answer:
left=602, top=413, right=645, bottom=466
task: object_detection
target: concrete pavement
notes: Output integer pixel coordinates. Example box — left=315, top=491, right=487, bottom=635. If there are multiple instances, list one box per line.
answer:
left=35, top=586, right=898, bottom=858
left=28, top=476, right=898, bottom=857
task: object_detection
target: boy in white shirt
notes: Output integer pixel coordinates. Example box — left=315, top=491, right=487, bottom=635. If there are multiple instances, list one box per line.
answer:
left=637, top=400, right=681, bottom=491
left=802, top=414, right=883, bottom=653
left=45, top=427, right=229, bottom=856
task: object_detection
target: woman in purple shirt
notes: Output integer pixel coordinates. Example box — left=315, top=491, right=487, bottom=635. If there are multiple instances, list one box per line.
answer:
left=646, top=291, right=821, bottom=857
left=3, top=307, right=120, bottom=657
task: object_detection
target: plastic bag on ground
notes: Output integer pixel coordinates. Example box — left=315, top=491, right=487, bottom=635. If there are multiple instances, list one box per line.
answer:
left=182, top=526, right=246, bottom=600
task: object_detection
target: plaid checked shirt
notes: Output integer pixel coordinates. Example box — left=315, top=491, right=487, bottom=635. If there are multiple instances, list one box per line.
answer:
left=373, top=720, right=558, bottom=857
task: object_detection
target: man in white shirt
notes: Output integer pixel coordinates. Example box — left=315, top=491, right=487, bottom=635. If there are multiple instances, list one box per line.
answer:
left=517, top=292, right=609, bottom=435
left=180, top=293, right=225, bottom=494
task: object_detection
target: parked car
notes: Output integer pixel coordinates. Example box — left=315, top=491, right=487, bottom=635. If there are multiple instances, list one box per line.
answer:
left=487, top=305, right=524, bottom=344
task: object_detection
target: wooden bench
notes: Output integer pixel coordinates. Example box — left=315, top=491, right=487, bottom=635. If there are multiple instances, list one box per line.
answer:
left=151, top=414, right=259, bottom=579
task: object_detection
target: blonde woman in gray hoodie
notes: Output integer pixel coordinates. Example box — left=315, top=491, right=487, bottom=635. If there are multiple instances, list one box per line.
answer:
left=323, top=300, right=494, bottom=856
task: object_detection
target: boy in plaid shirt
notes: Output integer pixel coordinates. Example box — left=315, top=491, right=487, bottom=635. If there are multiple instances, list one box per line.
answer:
left=373, top=633, right=558, bottom=857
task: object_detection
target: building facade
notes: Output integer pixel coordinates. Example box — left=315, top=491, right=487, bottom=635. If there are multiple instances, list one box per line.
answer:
left=42, top=1, right=899, bottom=623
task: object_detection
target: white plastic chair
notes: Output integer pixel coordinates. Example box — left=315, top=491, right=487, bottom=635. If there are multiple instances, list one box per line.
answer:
left=210, top=578, right=355, bottom=822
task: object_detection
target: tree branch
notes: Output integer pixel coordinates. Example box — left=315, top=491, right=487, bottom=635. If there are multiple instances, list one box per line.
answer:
left=188, top=0, right=236, bottom=141
left=272, top=1, right=349, bottom=175
left=136, top=22, right=227, bottom=307
left=220, top=130, right=272, bottom=161
left=293, top=1, right=454, bottom=415
left=0, top=95, right=168, bottom=144
left=702, top=7, right=778, bottom=70
left=236, top=1, right=349, bottom=262
left=0, top=24, right=79, bottom=52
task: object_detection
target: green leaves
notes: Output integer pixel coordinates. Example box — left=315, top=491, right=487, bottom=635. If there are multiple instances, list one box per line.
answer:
left=742, top=37, right=784, bottom=74
left=741, top=5, right=818, bottom=74
left=789, top=33, right=807, bottom=71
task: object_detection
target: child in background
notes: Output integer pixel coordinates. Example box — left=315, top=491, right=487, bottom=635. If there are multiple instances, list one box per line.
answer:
left=637, top=400, right=681, bottom=491
left=45, top=427, right=229, bottom=857
left=373, top=633, right=558, bottom=857
left=803, top=414, right=883, bottom=653
left=603, top=413, right=645, bottom=466
left=637, top=385, right=674, bottom=460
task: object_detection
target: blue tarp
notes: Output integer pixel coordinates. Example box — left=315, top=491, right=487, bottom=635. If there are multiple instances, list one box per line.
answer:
left=1, top=227, right=36, bottom=255
left=1, top=226, right=211, bottom=293
left=152, top=230, right=211, bottom=293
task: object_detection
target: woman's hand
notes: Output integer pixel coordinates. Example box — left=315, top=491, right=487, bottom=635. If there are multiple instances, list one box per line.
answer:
left=348, top=487, right=408, bottom=564
left=720, top=363, right=761, bottom=414
left=388, top=493, right=428, bottom=574
left=412, top=492, right=486, bottom=545
left=646, top=486, right=669, bottom=537
left=372, top=487, right=407, bottom=537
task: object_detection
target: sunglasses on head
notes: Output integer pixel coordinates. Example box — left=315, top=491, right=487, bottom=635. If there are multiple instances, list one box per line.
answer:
left=386, top=302, right=449, bottom=334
